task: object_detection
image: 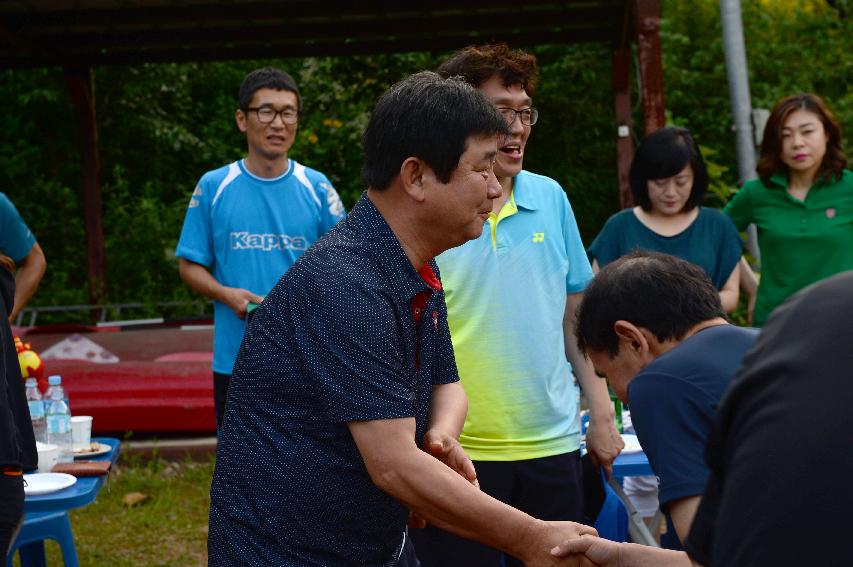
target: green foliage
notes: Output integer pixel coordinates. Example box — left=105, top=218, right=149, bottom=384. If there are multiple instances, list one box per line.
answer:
left=23, top=456, right=217, bottom=566
left=1, top=2, right=852, bottom=319
left=526, top=44, right=623, bottom=242
left=698, top=145, right=735, bottom=208
left=289, top=52, right=443, bottom=206
left=661, top=0, right=853, bottom=186
left=100, top=164, right=198, bottom=311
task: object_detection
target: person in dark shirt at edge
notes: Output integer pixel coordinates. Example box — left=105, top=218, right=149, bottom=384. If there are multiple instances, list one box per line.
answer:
left=552, top=264, right=853, bottom=566
left=0, top=262, right=38, bottom=564
left=207, top=72, right=597, bottom=567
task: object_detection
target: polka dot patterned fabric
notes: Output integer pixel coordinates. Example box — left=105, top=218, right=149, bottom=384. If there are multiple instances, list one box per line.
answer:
left=208, top=194, right=460, bottom=566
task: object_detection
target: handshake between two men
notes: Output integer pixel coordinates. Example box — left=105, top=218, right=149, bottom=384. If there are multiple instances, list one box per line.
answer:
left=406, top=424, right=619, bottom=567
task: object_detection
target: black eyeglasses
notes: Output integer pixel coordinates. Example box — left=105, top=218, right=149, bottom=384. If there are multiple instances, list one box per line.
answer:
left=497, top=107, right=539, bottom=126
left=246, top=107, right=298, bottom=125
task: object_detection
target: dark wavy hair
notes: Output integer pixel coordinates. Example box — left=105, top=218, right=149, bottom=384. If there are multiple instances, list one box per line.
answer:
left=756, top=93, right=847, bottom=185
left=436, top=43, right=538, bottom=96
left=629, top=127, right=709, bottom=212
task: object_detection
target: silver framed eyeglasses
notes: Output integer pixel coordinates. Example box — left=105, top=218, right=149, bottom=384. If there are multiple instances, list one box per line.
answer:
left=246, top=107, right=298, bottom=125
left=497, top=107, right=538, bottom=126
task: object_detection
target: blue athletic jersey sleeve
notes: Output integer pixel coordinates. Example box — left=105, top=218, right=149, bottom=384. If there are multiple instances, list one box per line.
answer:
left=305, top=169, right=346, bottom=233
left=0, top=193, right=36, bottom=263
left=176, top=168, right=221, bottom=268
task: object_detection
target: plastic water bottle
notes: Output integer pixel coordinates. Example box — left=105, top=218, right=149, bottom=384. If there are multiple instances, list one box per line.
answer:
left=46, top=384, right=73, bottom=463
left=45, top=375, right=70, bottom=411
left=25, top=378, right=47, bottom=444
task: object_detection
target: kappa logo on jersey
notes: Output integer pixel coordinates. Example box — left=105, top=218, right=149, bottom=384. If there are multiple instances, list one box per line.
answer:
left=188, top=185, right=203, bottom=208
left=230, top=232, right=309, bottom=251
left=321, top=183, right=345, bottom=217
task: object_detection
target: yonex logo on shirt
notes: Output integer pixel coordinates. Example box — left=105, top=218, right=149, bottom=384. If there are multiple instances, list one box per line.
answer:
left=532, top=232, right=545, bottom=242
left=230, top=231, right=309, bottom=251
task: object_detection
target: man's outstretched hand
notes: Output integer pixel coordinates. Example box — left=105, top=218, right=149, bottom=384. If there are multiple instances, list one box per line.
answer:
left=585, top=416, right=624, bottom=478
left=551, top=534, right=622, bottom=566
left=517, top=521, right=600, bottom=567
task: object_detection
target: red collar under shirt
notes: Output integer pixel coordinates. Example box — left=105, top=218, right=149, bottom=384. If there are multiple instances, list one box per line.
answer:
left=411, top=263, right=442, bottom=368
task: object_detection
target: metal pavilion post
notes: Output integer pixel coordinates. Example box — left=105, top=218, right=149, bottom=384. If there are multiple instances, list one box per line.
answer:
left=720, top=0, right=760, bottom=261
left=613, top=46, right=635, bottom=209
left=634, top=0, right=666, bottom=135
left=64, top=65, right=107, bottom=307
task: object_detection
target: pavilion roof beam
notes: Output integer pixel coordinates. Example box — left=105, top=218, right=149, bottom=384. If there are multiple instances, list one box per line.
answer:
left=25, top=12, right=618, bottom=51
left=0, top=27, right=619, bottom=68
left=0, top=1, right=628, bottom=68
left=5, top=1, right=621, bottom=27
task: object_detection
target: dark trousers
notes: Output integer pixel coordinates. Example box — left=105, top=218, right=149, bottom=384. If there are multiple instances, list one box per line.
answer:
left=0, top=473, right=24, bottom=564
left=397, top=529, right=421, bottom=567
left=213, top=372, right=231, bottom=430
left=410, top=450, right=584, bottom=567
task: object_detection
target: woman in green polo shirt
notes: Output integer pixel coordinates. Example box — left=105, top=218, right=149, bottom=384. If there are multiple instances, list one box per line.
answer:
left=725, top=93, right=853, bottom=326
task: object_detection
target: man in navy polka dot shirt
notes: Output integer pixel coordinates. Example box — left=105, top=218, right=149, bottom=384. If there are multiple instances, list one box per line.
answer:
left=207, top=71, right=597, bottom=567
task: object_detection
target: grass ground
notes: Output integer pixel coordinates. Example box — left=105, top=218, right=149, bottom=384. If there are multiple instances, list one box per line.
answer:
left=14, top=453, right=214, bottom=567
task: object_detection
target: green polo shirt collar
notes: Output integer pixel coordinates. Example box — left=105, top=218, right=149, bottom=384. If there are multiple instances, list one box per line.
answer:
left=768, top=172, right=787, bottom=188
left=767, top=171, right=842, bottom=196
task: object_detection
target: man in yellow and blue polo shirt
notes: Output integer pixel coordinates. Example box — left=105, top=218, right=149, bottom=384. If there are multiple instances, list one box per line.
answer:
left=410, top=45, right=624, bottom=567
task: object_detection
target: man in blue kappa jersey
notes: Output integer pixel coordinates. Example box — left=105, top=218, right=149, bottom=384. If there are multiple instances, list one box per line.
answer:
left=176, top=67, right=345, bottom=429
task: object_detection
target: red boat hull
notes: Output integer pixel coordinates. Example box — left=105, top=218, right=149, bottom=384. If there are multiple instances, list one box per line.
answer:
left=22, top=325, right=216, bottom=433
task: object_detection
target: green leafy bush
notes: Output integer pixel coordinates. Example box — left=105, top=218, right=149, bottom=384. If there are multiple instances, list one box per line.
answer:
left=1, top=0, right=850, bottom=320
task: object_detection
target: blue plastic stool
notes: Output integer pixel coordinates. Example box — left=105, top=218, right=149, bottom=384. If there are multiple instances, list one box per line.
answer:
left=6, top=510, right=79, bottom=567
left=594, top=477, right=630, bottom=542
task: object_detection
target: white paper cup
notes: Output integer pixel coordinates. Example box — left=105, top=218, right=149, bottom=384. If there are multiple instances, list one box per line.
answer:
left=71, top=415, right=93, bottom=452
left=36, top=442, right=60, bottom=473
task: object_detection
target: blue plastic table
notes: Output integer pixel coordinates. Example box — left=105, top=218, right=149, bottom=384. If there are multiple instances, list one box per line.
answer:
left=611, top=448, right=653, bottom=479
left=13, top=437, right=121, bottom=567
